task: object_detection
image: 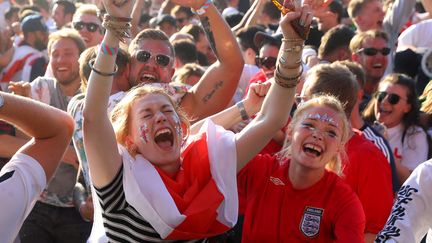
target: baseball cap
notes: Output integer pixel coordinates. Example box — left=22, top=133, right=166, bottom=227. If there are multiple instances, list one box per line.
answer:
left=253, top=31, right=283, bottom=49
left=21, top=14, right=48, bottom=33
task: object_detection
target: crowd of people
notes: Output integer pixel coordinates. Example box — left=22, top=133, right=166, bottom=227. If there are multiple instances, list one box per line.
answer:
left=0, top=0, right=432, bottom=242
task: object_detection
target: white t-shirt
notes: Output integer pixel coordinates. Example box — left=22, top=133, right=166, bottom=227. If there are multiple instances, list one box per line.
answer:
left=398, top=19, right=432, bottom=51
left=387, top=124, right=428, bottom=170
left=0, top=153, right=46, bottom=243
left=376, top=160, right=432, bottom=242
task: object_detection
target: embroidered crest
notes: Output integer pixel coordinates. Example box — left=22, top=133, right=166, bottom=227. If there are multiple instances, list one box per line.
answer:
left=300, top=207, right=324, bottom=238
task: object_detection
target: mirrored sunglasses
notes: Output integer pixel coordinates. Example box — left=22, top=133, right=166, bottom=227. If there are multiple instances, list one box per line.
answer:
left=135, top=50, right=171, bottom=67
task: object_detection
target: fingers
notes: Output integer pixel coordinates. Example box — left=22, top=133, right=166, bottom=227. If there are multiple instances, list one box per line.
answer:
left=253, top=82, right=271, bottom=97
left=299, top=5, right=313, bottom=27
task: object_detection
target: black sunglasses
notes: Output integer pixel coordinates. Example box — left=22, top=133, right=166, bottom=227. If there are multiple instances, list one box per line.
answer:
left=376, top=91, right=405, bottom=105
left=255, top=56, right=277, bottom=70
left=357, top=47, right=391, bottom=56
left=73, top=22, right=100, bottom=32
left=136, top=50, right=171, bottom=67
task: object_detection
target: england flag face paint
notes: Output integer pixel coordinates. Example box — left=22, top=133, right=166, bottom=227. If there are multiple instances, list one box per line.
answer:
left=139, top=123, right=150, bottom=144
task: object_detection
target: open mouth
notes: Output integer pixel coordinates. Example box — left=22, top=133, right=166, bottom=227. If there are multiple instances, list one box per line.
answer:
left=372, top=63, right=383, bottom=69
left=140, top=73, right=158, bottom=83
left=154, top=128, right=174, bottom=149
left=303, top=143, right=322, bottom=157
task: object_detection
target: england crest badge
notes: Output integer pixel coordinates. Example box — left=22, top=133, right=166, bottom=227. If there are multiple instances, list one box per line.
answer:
left=300, top=206, right=324, bottom=238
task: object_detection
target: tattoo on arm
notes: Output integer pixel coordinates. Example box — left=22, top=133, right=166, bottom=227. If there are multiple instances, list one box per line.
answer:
left=202, top=80, right=224, bottom=103
left=200, top=16, right=219, bottom=58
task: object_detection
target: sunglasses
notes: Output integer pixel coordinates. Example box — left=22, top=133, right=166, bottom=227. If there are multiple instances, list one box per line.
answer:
left=376, top=91, right=405, bottom=105
left=357, top=47, right=391, bottom=56
left=135, top=50, right=171, bottom=67
left=73, top=22, right=100, bottom=32
left=255, top=56, right=277, bottom=70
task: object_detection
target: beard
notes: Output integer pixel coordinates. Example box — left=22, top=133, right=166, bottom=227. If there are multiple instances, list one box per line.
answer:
left=55, top=70, right=79, bottom=86
left=34, top=39, right=47, bottom=51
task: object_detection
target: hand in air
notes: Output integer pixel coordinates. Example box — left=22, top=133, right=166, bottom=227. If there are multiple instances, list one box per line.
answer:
left=103, top=0, right=135, bottom=18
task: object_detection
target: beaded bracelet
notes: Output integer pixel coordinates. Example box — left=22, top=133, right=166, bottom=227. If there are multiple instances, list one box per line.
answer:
left=274, top=65, right=303, bottom=88
left=89, top=59, right=118, bottom=77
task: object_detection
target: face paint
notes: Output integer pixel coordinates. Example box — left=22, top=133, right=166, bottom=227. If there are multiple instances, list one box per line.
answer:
left=171, top=113, right=183, bottom=139
left=139, top=123, right=150, bottom=144
left=305, top=113, right=338, bottom=127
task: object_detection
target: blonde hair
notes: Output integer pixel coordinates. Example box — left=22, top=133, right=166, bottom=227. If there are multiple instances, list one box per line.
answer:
left=110, top=86, right=190, bottom=153
left=279, top=95, right=350, bottom=175
left=47, top=28, right=86, bottom=56
left=421, top=81, right=432, bottom=113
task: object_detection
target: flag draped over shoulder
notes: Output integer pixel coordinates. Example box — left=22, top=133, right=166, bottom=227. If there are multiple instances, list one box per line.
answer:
left=122, top=119, right=238, bottom=239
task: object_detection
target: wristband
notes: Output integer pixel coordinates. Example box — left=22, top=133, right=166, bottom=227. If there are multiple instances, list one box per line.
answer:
left=236, top=101, right=250, bottom=121
left=192, top=0, right=212, bottom=15
left=100, top=43, right=118, bottom=56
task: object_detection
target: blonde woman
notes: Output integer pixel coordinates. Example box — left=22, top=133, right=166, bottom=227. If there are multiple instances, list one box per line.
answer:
left=238, top=95, right=365, bottom=242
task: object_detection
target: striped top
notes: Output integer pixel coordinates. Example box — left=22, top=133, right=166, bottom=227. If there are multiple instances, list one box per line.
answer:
left=94, top=166, right=204, bottom=243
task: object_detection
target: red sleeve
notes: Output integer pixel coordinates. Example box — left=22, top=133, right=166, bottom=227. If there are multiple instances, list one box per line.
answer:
left=333, top=180, right=366, bottom=242
left=344, top=141, right=394, bottom=234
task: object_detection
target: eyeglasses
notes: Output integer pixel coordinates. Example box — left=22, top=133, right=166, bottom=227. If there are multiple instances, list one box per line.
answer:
left=376, top=91, right=406, bottom=105
left=255, top=56, right=277, bottom=70
left=73, top=22, right=100, bottom=32
left=357, top=47, right=391, bottom=56
left=135, top=50, right=171, bottom=67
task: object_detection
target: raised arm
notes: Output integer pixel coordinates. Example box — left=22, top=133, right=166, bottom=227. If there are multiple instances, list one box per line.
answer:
left=0, top=92, right=74, bottom=181
left=235, top=4, right=313, bottom=171
left=176, top=0, right=244, bottom=121
left=83, top=0, right=134, bottom=187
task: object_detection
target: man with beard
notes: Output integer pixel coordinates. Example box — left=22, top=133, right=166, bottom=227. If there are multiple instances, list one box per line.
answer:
left=0, top=14, right=48, bottom=90
left=10, top=28, right=93, bottom=243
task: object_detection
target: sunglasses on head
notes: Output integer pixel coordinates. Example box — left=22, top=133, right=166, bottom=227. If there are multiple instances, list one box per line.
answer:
left=376, top=91, right=405, bottom=105
left=357, top=47, right=391, bottom=56
left=255, top=56, right=277, bottom=70
left=135, top=50, right=171, bottom=67
left=73, top=22, right=100, bottom=32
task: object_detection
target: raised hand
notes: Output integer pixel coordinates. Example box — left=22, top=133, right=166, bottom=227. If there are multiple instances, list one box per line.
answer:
left=103, top=0, right=135, bottom=18
left=244, top=82, right=271, bottom=116
left=279, top=3, right=313, bottom=40
left=169, top=0, right=208, bottom=10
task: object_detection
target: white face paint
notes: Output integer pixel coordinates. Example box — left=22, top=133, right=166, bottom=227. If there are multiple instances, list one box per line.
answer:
left=171, top=113, right=183, bottom=139
left=139, top=123, right=150, bottom=144
left=304, top=113, right=339, bottom=127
